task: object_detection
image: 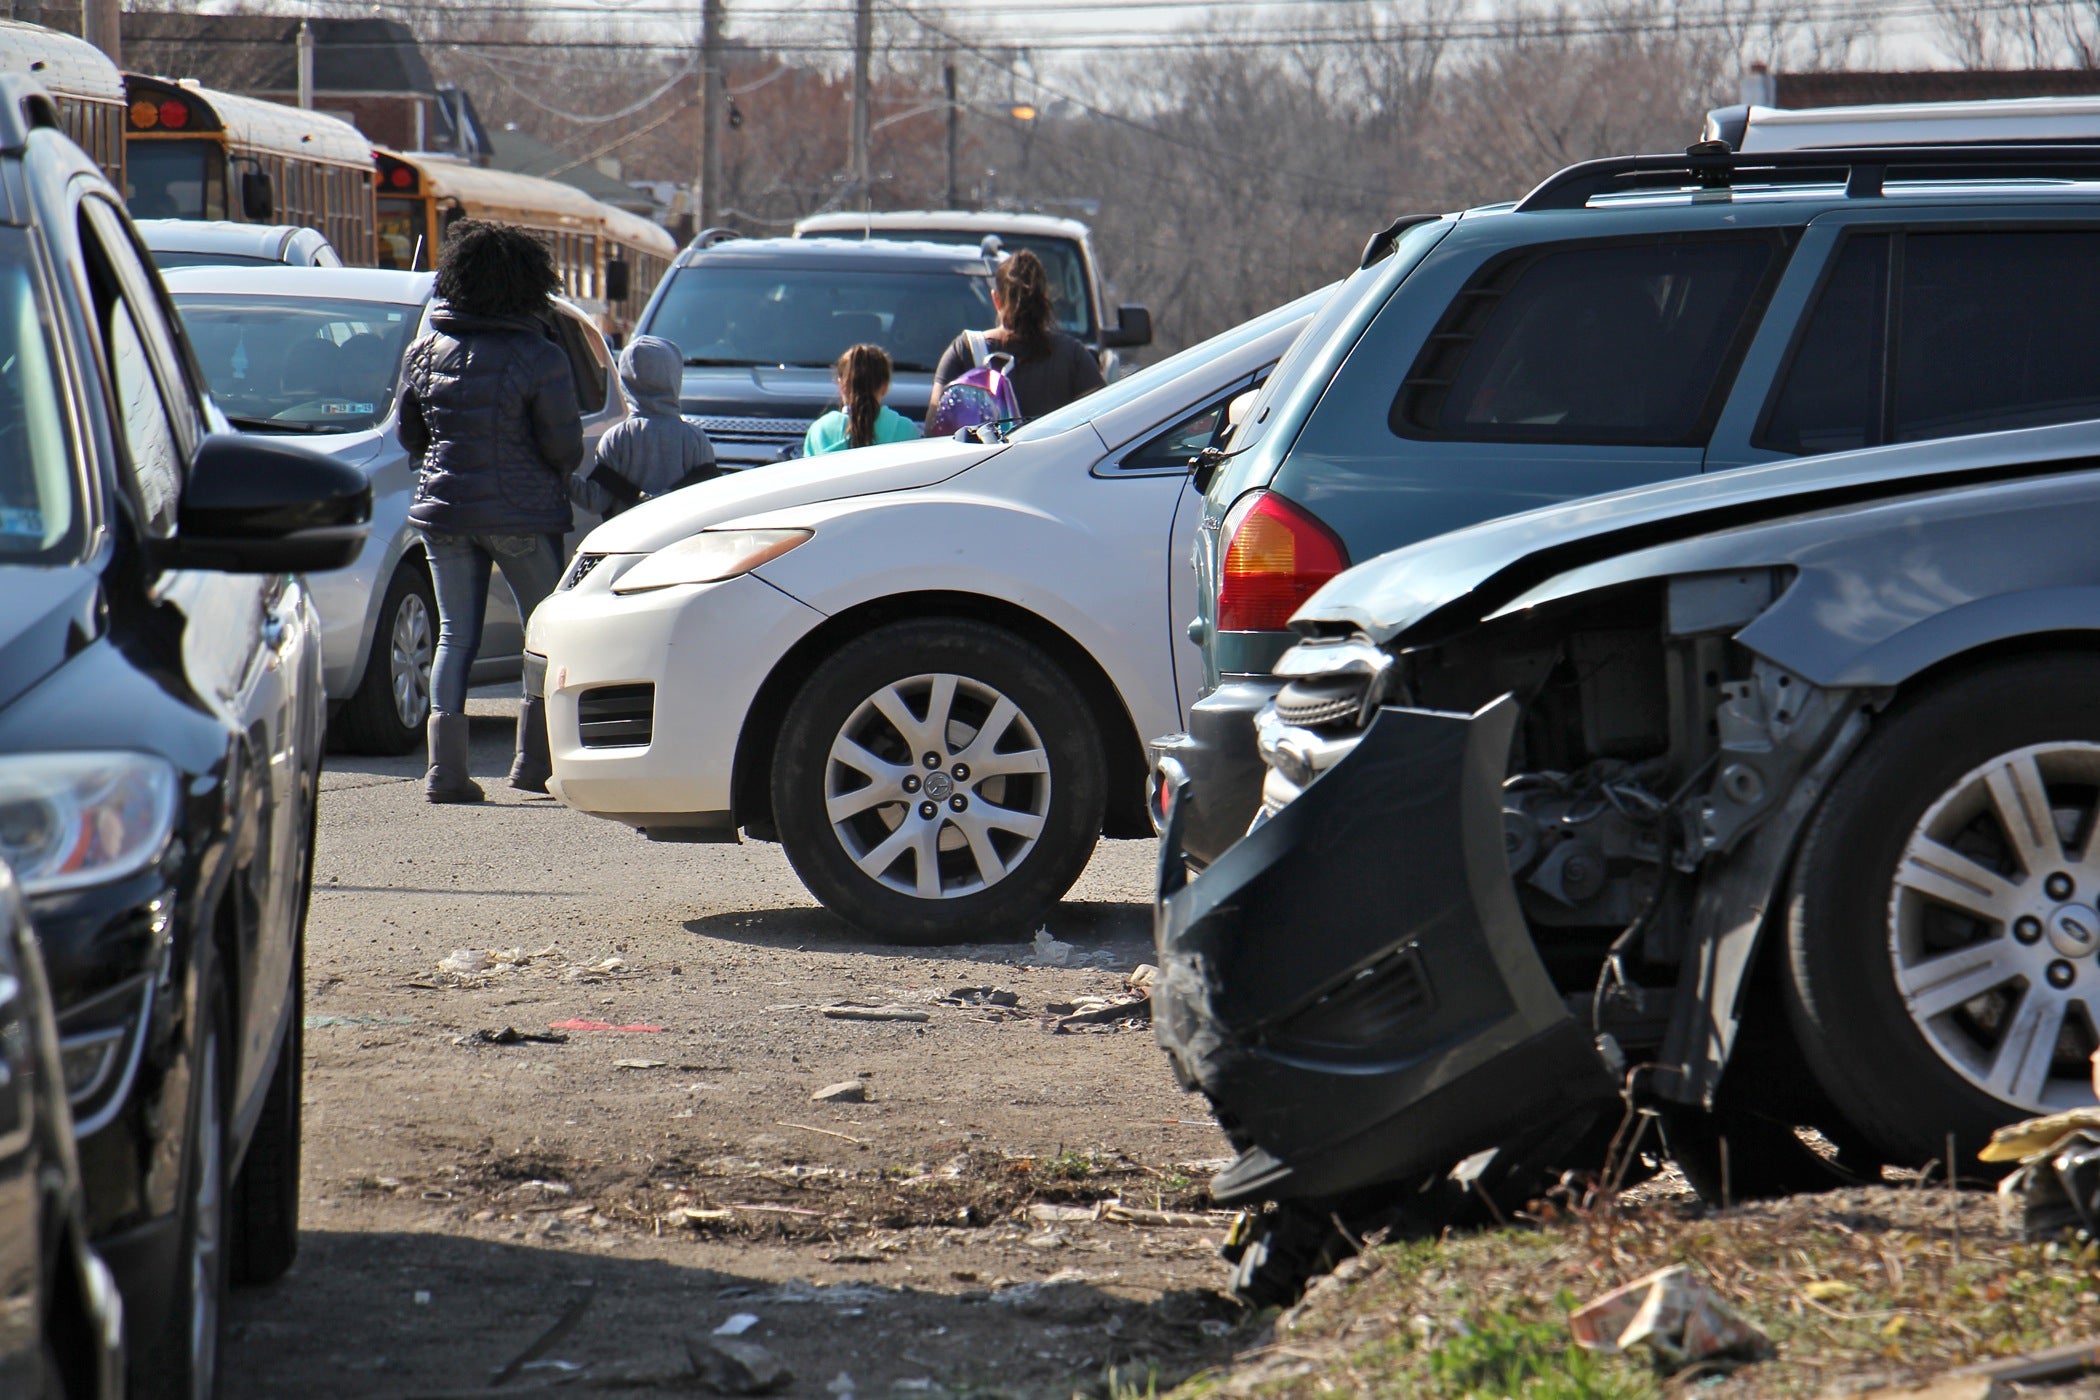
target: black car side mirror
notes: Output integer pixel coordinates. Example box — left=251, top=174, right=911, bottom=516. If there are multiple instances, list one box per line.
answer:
left=1103, top=304, right=1152, bottom=349
left=240, top=170, right=274, bottom=222
left=604, top=257, right=632, bottom=304
left=155, top=434, right=371, bottom=574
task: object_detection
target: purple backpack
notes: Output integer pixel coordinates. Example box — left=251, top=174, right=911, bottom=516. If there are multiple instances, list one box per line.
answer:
left=926, top=330, right=1023, bottom=439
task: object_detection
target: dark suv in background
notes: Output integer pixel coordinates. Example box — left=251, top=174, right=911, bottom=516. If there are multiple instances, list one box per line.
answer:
left=635, top=235, right=997, bottom=467
left=0, top=76, right=369, bottom=1397
left=1159, top=142, right=2100, bottom=866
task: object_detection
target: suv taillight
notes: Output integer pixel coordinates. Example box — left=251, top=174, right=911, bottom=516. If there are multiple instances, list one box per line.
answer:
left=1216, top=491, right=1347, bottom=632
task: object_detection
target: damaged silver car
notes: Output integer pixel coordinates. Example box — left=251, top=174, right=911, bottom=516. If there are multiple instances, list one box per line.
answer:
left=1156, top=418, right=2100, bottom=1298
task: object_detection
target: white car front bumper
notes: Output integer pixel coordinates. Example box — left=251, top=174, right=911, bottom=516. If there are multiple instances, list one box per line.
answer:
left=529, top=560, right=827, bottom=834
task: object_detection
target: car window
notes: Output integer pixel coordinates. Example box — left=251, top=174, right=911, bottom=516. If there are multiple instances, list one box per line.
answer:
left=644, top=264, right=996, bottom=375
left=1116, top=380, right=1260, bottom=473
left=1894, top=230, right=2100, bottom=442
left=545, top=308, right=609, bottom=415
left=1758, top=235, right=1888, bottom=456
left=0, top=231, right=82, bottom=562
left=79, top=200, right=194, bottom=535
left=1392, top=235, right=1779, bottom=447
left=853, top=231, right=1093, bottom=336
left=173, top=294, right=420, bottom=434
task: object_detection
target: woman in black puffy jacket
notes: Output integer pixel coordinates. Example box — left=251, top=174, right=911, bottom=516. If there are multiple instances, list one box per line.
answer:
left=398, top=220, right=584, bottom=803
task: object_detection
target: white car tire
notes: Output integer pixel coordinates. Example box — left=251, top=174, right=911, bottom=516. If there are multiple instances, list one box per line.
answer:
left=772, top=618, right=1106, bottom=943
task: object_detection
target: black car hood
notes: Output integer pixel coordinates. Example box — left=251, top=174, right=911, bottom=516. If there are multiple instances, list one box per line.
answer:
left=680, top=365, right=935, bottom=422
left=0, top=564, right=101, bottom=712
left=1296, top=419, right=2100, bottom=648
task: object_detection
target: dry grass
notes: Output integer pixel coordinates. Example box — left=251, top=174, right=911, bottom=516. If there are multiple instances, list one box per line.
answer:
left=1165, top=1184, right=2100, bottom=1399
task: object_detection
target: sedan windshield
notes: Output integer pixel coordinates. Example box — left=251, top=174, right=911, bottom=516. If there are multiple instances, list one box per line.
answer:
left=0, top=237, right=81, bottom=562
left=644, top=265, right=995, bottom=374
left=174, top=293, right=421, bottom=433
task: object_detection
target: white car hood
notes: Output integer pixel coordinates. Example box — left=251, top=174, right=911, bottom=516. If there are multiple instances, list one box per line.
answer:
left=579, top=435, right=1008, bottom=554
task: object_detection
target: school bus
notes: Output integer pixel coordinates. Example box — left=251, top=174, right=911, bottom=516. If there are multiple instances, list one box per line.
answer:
left=124, top=73, right=377, bottom=265
left=374, top=148, right=675, bottom=341
left=0, top=19, right=125, bottom=185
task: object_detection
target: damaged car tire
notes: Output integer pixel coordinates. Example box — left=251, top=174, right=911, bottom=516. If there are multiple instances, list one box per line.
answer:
left=773, top=619, right=1107, bottom=943
left=1787, top=655, right=2100, bottom=1169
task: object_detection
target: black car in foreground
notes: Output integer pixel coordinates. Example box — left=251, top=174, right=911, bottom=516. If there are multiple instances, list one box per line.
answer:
left=634, top=235, right=998, bottom=467
left=1158, top=417, right=2100, bottom=1302
left=0, top=862, right=126, bottom=1399
left=0, top=78, right=369, bottom=1396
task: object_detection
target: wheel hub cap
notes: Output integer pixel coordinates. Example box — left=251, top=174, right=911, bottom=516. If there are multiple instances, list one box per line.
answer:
left=822, top=672, right=1051, bottom=900
left=2049, top=904, right=2100, bottom=959
left=1889, top=740, right=2100, bottom=1113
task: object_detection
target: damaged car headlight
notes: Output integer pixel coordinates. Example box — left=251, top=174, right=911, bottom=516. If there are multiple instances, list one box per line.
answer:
left=0, top=753, right=178, bottom=895
left=610, top=529, right=813, bottom=595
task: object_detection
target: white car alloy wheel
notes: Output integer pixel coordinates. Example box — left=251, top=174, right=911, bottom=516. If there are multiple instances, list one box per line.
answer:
left=825, top=672, right=1051, bottom=899
left=390, top=589, right=434, bottom=730
left=1889, top=740, right=2100, bottom=1114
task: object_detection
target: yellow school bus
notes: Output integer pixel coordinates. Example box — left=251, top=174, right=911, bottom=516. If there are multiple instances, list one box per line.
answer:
left=124, top=73, right=377, bottom=265
left=0, top=19, right=125, bottom=185
left=374, top=148, right=674, bottom=342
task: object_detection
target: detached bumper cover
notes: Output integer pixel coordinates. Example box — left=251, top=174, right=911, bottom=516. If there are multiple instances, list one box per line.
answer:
left=1153, top=696, right=1616, bottom=1206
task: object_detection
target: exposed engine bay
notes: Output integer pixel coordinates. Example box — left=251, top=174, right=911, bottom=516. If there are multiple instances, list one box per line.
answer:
left=1255, top=567, right=1872, bottom=1079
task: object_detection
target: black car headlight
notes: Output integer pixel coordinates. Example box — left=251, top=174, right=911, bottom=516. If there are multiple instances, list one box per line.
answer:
left=0, top=753, right=178, bottom=895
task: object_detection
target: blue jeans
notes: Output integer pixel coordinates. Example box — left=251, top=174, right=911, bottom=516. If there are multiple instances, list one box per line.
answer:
left=421, top=531, right=566, bottom=715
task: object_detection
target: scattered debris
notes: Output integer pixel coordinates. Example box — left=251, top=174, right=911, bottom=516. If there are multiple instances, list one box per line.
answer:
left=673, top=1207, right=735, bottom=1228
left=438, top=948, right=497, bottom=977
left=487, top=1282, right=596, bottom=1387
left=305, top=1013, right=417, bottom=1029
left=940, top=986, right=1020, bottom=1008
left=826, top=1372, right=857, bottom=1398
left=1569, top=1264, right=1772, bottom=1373
left=454, top=1027, right=569, bottom=1047
left=1021, top=929, right=1074, bottom=967
left=686, top=1336, right=792, bottom=1396
left=821, top=1004, right=930, bottom=1023
left=712, top=1313, right=761, bottom=1337
left=612, top=1058, right=668, bottom=1070
left=547, top=1019, right=664, bottom=1033
left=1045, top=991, right=1151, bottom=1033
left=775, top=1121, right=868, bottom=1146
left=1861, top=1339, right=2100, bottom=1399
left=1026, top=1203, right=1098, bottom=1224
left=1099, top=1202, right=1228, bottom=1228
left=812, top=1080, right=868, bottom=1104
left=1984, top=1108, right=2100, bottom=1238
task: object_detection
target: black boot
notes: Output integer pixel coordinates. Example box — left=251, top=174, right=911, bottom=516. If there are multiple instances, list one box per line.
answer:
left=510, top=695, right=552, bottom=794
left=424, top=713, right=484, bottom=804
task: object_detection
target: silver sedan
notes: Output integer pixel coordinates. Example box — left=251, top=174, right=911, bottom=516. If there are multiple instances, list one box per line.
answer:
left=164, top=265, right=627, bottom=753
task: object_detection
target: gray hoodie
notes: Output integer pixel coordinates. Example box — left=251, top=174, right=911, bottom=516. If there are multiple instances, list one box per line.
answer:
left=571, top=335, right=718, bottom=516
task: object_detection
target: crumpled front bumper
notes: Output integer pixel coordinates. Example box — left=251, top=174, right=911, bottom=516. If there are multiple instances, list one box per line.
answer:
left=1153, top=696, right=1618, bottom=1207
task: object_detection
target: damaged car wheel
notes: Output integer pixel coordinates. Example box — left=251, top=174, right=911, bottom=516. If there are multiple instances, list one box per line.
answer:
left=773, top=619, right=1107, bottom=943
left=1788, top=656, right=2100, bottom=1168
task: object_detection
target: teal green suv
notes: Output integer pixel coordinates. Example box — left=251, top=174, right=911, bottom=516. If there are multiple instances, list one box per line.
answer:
left=1157, top=142, right=2100, bottom=865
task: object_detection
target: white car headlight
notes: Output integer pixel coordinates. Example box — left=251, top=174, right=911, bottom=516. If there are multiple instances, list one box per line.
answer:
left=611, top=529, right=813, bottom=594
left=0, top=753, right=179, bottom=895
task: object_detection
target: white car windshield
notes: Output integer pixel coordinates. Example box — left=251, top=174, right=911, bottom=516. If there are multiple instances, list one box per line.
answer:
left=175, top=293, right=421, bottom=434
left=0, top=238, right=81, bottom=562
left=1008, top=283, right=1337, bottom=444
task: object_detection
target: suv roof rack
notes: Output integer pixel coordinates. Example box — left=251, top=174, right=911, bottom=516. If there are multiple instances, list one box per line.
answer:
left=1514, top=140, right=2100, bottom=212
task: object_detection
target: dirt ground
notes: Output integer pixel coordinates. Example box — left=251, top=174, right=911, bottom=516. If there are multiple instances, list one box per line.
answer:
left=223, top=692, right=1248, bottom=1397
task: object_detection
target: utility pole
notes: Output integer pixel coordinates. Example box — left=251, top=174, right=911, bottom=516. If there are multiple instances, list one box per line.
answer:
left=82, top=0, right=119, bottom=65
left=850, top=0, right=872, bottom=211
left=943, top=51, right=959, bottom=210
left=697, top=0, right=726, bottom=231
left=297, top=20, right=316, bottom=110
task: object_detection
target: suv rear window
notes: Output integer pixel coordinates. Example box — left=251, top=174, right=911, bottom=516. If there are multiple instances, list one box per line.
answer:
left=1760, top=228, right=2100, bottom=454
left=1392, top=235, right=1779, bottom=446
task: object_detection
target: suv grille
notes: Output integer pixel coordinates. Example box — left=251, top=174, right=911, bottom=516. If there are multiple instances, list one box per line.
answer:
left=577, top=683, right=654, bottom=749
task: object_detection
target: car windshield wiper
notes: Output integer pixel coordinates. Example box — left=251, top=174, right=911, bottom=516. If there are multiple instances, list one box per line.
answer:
left=225, top=415, right=329, bottom=434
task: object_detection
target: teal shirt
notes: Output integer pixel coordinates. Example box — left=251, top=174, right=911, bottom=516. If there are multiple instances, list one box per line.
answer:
left=802, top=405, right=921, bottom=456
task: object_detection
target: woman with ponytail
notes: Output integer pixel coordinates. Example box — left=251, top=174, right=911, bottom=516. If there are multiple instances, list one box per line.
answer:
left=931, top=248, right=1103, bottom=423
left=803, top=343, right=920, bottom=456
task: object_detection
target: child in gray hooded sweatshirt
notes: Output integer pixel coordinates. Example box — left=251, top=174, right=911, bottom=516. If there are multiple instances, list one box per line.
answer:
left=571, top=335, right=718, bottom=516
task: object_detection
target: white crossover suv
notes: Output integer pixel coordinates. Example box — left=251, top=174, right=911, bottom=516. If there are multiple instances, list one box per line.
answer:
left=529, top=287, right=1326, bottom=941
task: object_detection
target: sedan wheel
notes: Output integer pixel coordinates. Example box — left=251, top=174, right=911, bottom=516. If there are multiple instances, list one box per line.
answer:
left=388, top=589, right=434, bottom=732
left=825, top=672, right=1051, bottom=899
left=773, top=619, right=1106, bottom=943
left=333, top=564, right=436, bottom=756
left=1888, top=741, right=2100, bottom=1114
left=1786, top=656, right=2100, bottom=1168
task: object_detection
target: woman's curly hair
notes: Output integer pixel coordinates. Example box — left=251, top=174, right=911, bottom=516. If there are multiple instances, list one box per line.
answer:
left=435, top=219, right=560, bottom=319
